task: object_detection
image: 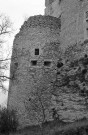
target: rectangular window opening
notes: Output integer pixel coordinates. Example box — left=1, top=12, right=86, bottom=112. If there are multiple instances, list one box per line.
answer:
left=86, top=28, right=88, bottom=33
left=44, top=61, right=51, bottom=66
left=35, top=49, right=39, bottom=55
left=86, top=28, right=88, bottom=38
left=14, top=62, right=18, bottom=67
left=59, top=0, right=62, bottom=4
left=31, top=60, right=37, bottom=66
left=86, top=11, right=88, bottom=19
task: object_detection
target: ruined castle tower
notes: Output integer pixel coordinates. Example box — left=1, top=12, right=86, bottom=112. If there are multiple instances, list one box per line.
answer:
left=45, top=0, right=88, bottom=49
left=7, top=15, right=61, bottom=127
left=8, top=0, right=88, bottom=128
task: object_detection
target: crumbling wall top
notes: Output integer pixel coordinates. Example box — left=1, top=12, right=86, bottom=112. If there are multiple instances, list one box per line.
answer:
left=20, top=15, right=61, bottom=31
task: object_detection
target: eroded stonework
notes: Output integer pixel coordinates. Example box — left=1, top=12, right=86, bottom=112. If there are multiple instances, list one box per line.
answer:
left=7, top=15, right=61, bottom=128
left=45, top=0, right=88, bottom=50
left=8, top=1, right=88, bottom=128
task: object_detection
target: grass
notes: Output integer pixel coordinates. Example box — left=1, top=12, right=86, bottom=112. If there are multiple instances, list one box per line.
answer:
left=10, top=119, right=88, bottom=135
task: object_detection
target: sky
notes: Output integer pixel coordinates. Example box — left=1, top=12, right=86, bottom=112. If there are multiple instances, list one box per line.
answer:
left=0, top=0, right=45, bottom=31
left=0, top=0, right=45, bottom=106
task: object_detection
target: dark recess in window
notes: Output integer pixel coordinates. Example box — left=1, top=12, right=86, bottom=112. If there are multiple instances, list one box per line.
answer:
left=59, top=0, right=62, bottom=4
left=35, top=49, right=39, bottom=55
left=82, top=69, right=87, bottom=74
left=86, top=11, right=88, bottom=18
left=44, top=61, right=51, bottom=66
left=84, top=54, right=87, bottom=58
left=14, top=62, right=18, bottom=67
left=84, top=39, right=88, bottom=44
left=11, top=62, right=18, bottom=80
left=57, top=62, right=63, bottom=68
left=86, top=19, right=88, bottom=23
left=31, top=60, right=37, bottom=66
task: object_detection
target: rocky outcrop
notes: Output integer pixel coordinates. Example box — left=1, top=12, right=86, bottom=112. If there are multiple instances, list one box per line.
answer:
left=51, top=41, right=88, bottom=122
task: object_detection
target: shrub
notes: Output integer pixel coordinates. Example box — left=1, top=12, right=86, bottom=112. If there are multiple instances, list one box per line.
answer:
left=0, top=108, right=18, bottom=134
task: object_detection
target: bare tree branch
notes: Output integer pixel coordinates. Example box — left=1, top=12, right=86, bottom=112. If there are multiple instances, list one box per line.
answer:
left=0, top=14, right=12, bottom=91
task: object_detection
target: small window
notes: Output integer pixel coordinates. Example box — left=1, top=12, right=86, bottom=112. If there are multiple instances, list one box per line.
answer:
left=31, top=60, right=37, bottom=66
left=57, top=62, right=63, bottom=68
left=14, top=62, right=18, bottom=67
left=44, top=61, right=51, bottom=66
left=86, top=28, right=88, bottom=36
left=35, top=49, right=39, bottom=55
left=59, top=0, right=62, bottom=4
left=86, top=19, right=88, bottom=23
left=86, top=11, right=88, bottom=19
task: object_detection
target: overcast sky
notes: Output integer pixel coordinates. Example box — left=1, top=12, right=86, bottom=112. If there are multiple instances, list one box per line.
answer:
left=0, top=0, right=45, bottom=106
left=0, top=0, right=45, bottom=30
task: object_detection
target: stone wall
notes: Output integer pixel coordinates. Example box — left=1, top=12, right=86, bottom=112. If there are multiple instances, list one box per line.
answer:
left=45, top=0, right=88, bottom=50
left=45, top=0, right=61, bottom=17
left=7, top=1, right=88, bottom=128
left=60, top=0, right=87, bottom=50
left=7, top=15, right=60, bottom=128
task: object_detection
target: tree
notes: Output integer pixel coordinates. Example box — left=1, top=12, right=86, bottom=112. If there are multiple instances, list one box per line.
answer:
left=24, top=82, right=52, bottom=135
left=0, top=108, right=18, bottom=135
left=25, top=84, right=52, bottom=123
left=0, top=14, right=12, bottom=91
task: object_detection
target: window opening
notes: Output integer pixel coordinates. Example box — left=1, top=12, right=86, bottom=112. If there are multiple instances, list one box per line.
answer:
left=86, top=19, right=88, bottom=23
left=86, top=11, right=88, bottom=19
left=31, top=60, right=37, bottom=66
left=57, top=62, right=63, bottom=68
left=35, top=49, right=39, bottom=55
left=86, top=28, right=88, bottom=36
left=59, top=0, right=62, bottom=4
left=44, top=61, right=51, bottom=66
left=14, top=62, right=18, bottom=67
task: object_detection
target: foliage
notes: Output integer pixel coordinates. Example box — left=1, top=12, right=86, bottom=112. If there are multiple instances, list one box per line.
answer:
left=0, top=108, right=18, bottom=134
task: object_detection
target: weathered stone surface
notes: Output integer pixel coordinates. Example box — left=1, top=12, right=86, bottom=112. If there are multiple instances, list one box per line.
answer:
left=45, top=0, right=88, bottom=50
left=8, top=1, right=88, bottom=129
left=45, top=0, right=55, bottom=6
left=7, top=15, right=60, bottom=128
left=45, top=0, right=61, bottom=17
left=52, top=42, right=88, bottom=122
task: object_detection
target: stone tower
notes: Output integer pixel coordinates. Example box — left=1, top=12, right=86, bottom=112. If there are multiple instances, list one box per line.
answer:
left=8, top=0, right=88, bottom=129
left=45, top=0, right=88, bottom=50
left=7, top=15, right=61, bottom=128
